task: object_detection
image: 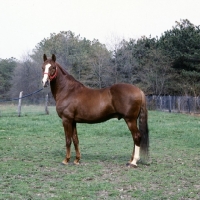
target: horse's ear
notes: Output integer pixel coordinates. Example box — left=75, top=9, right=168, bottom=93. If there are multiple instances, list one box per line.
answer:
left=43, top=54, right=47, bottom=62
left=52, top=54, right=56, bottom=62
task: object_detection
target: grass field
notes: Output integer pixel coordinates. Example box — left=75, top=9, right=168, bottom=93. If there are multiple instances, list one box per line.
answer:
left=0, top=105, right=199, bottom=199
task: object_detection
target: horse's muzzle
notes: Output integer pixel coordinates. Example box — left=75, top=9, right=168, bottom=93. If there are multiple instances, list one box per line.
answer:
left=42, top=80, right=49, bottom=88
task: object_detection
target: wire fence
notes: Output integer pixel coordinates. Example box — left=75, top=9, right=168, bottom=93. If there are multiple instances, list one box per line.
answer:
left=0, top=90, right=56, bottom=117
left=146, top=95, right=200, bottom=114
left=1, top=91, right=200, bottom=117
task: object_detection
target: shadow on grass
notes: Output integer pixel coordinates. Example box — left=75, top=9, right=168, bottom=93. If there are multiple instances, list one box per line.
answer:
left=51, top=149, right=150, bottom=167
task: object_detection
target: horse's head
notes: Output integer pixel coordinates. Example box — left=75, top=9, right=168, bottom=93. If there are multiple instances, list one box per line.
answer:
left=42, top=54, right=57, bottom=87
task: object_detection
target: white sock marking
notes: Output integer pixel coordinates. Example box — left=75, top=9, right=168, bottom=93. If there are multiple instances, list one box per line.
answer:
left=130, top=145, right=140, bottom=166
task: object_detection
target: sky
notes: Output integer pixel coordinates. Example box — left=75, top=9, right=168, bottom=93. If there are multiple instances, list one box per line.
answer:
left=1, top=0, right=200, bottom=60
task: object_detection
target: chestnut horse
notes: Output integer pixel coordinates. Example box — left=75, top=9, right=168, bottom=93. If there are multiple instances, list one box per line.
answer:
left=42, top=54, right=149, bottom=167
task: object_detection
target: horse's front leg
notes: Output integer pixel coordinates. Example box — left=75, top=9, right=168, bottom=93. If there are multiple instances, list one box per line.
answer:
left=72, top=122, right=81, bottom=165
left=62, top=118, right=73, bottom=165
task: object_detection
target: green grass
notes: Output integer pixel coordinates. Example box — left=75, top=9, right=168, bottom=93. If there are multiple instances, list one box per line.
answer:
left=0, top=106, right=200, bottom=199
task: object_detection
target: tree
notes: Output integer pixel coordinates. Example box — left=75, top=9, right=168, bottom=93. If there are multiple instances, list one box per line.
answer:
left=31, top=31, right=93, bottom=79
left=112, top=39, right=139, bottom=84
left=31, top=31, right=112, bottom=88
left=137, top=48, right=173, bottom=95
left=8, top=19, right=200, bottom=98
left=158, top=19, right=200, bottom=95
left=9, top=54, right=42, bottom=102
left=0, top=58, right=17, bottom=98
left=70, top=38, right=93, bottom=84
left=88, top=40, right=112, bottom=88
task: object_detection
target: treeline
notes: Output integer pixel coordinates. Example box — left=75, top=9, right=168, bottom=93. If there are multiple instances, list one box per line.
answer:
left=1, top=19, right=200, bottom=101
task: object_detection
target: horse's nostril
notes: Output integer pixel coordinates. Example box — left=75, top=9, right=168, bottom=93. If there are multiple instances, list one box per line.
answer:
left=42, top=80, right=49, bottom=87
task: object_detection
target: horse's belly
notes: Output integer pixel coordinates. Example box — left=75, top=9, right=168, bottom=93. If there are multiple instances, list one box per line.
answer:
left=74, top=108, right=122, bottom=124
left=75, top=113, right=121, bottom=124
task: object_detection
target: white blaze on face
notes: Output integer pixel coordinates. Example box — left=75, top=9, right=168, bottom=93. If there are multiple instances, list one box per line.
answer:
left=42, top=64, right=51, bottom=86
left=131, top=145, right=140, bottom=166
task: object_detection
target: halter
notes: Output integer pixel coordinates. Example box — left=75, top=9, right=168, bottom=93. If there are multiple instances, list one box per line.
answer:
left=44, top=67, right=57, bottom=81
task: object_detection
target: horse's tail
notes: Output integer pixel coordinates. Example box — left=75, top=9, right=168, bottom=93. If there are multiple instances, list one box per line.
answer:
left=139, top=91, right=149, bottom=161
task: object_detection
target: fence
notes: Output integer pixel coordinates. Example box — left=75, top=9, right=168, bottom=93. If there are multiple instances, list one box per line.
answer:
left=1, top=91, right=200, bottom=116
left=146, top=95, right=200, bottom=114
left=0, top=89, right=55, bottom=117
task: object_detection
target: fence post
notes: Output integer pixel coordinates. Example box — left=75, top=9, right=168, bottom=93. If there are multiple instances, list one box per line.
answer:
left=160, top=96, right=162, bottom=111
left=169, top=95, right=171, bottom=113
left=18, top=91, right=23, bottom=117
left=187, top=98, right=191, bottom=114
left=194, top=97, right=197, bottom=113
left=177, top=97, right=181, bottom=113
left=45, top=94, right=49, bottom=115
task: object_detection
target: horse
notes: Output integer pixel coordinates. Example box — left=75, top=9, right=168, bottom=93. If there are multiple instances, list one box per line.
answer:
left=41, top=54, right=149, bottom=167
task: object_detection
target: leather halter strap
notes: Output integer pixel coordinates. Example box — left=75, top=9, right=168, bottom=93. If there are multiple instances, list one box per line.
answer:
left=44, top=67, right=57, bottom=81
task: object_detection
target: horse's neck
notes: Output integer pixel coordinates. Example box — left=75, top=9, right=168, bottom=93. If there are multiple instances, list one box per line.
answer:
left=50, top=64, right=83, bottom=100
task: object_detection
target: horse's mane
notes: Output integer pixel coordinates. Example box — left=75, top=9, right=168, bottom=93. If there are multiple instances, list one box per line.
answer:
left=56, top=63, right=84, bottom=88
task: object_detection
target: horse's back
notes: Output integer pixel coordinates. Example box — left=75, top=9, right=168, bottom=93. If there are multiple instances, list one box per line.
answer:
left=110, top=83, right=142, bottom=101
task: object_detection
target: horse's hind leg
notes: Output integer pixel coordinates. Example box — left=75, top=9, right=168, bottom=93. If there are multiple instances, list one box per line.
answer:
left=72, top=122, right=81, bottom=165
left=125, top=119, right=141, bottom=167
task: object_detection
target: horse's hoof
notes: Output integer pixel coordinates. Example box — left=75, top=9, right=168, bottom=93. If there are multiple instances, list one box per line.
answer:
left=126, top=162, right=131, bottom=166
left=74, top=161, right=80, bottom=165
left=61, top=163, right=67, bottom=165
left=128, top=164, right=138, bottom=168
left=61, top=161, right=68, bottom=165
